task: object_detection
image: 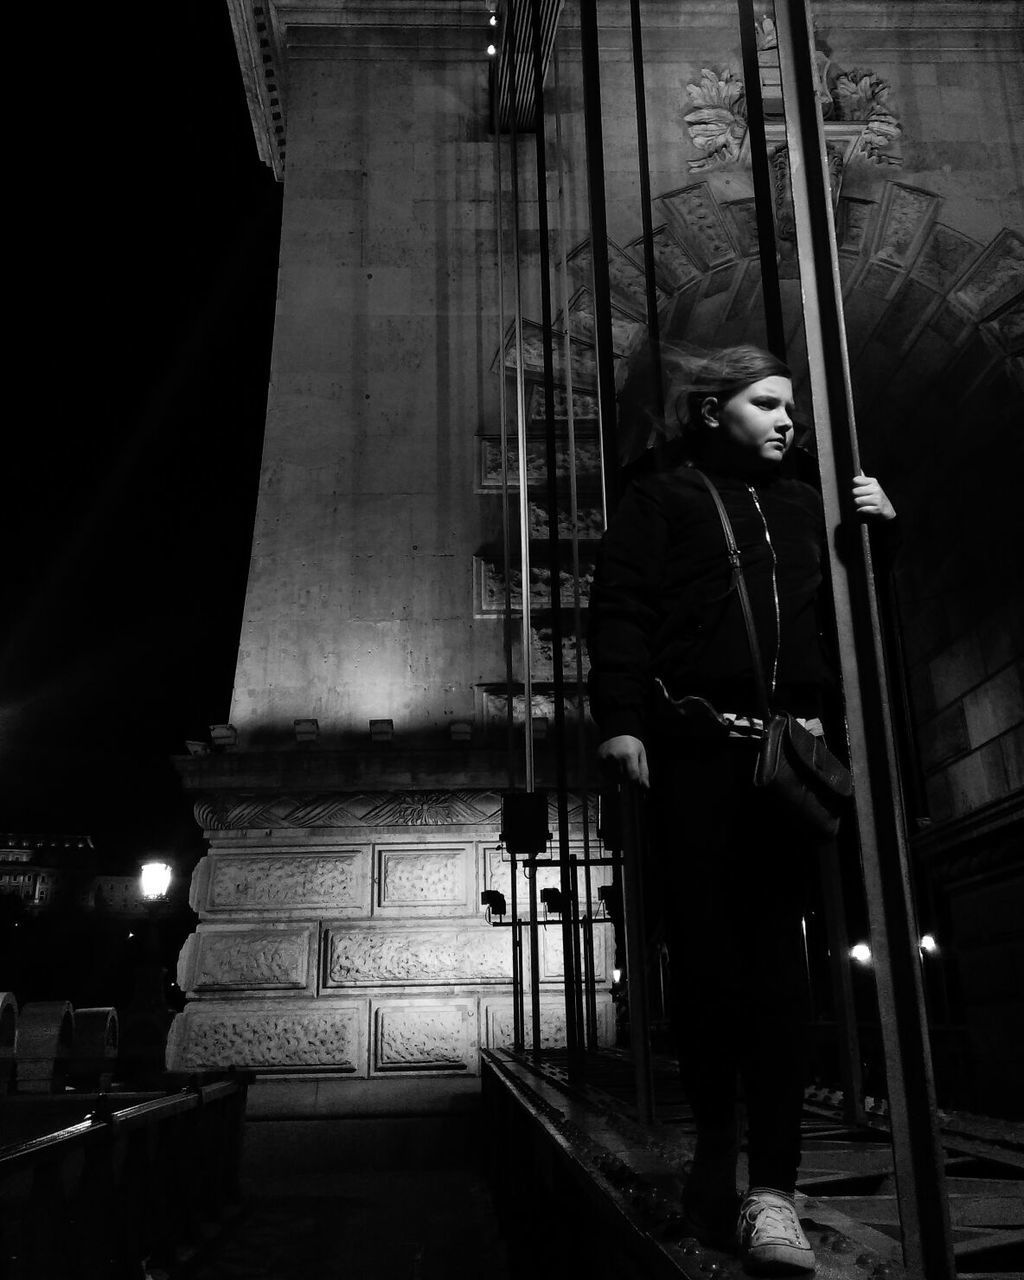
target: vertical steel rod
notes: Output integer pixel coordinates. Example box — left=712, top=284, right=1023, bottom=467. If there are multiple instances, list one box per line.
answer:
left=579, top=0, right=620, bottom=520
left=774, top=1, right=954, bottom=1273
left=735, top=0, right=786, bottom=359
left=627, top=0, right=665, bottom=429
left=618, top=782, right=655, bottom=1123
left=528, top=859, right=542, bottom=1055
left=552, top=40, right=594, bottom=1056
left=492, top=21, right=520, bottom=776
left=510, top=850, right=524, bottom=1051
left=506, top=0, right=536, bottom=795
left=527, top=0, right=580, bottom=1069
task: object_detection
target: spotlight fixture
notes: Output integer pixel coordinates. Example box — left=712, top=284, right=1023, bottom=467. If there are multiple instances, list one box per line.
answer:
left=209, top=724, right=238, bottom=748
left=294, top=718, right=319, bottom=743
left=369, top=718, right=394, bottom=743
left=500, top=791, right=550, bottom=856
left=597, top=884, right=620, bottom=915
left=481, top=889, right=507, bottom=919
left=919, top=933, right=939, bottom=955
left=850, top=942, right=872, bottom=965
left=539, top=887, right=564, bottom=914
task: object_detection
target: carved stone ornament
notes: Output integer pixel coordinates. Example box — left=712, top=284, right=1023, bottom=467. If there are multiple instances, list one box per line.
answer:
left=196, top=789, right=501, bottom=831
left=206, top=853, right=364, bottom=910
left=326, top=925, right=511, bottom=986
left=185, top=928, right=312, bottom=990
left=166, top=1003, right=366, bottom=1072
left=683, top=39, right=902, bottom=177
left=372, top=1001, right=475, bottom=1073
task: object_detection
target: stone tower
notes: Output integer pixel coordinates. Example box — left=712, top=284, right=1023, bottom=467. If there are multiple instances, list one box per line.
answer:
left=167, top=0, right=613, bottom=1092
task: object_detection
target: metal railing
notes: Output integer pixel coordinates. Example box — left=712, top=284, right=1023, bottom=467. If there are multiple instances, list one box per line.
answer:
left=0, top=1073, right=250, bottom=1280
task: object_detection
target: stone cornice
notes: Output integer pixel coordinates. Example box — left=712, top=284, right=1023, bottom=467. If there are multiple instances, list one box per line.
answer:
left=227, top=0, right=494, bottom=177
left=174, top=746, right=595, bottom=793
left=226, top=0, right=288, bottom=178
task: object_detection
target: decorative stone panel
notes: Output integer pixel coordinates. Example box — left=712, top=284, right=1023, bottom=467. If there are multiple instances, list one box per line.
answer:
left=325, top=924, right=512, bottom=987
left=178, top=925, right=316, bottom=993
left=541, top=920, right=609, bottom=983
left=195, top=850, right=368, bottom=917
left=483, top=997, right=615, bottom=1052
left=374, top=844, right=473, bottom=916
left=656, top=183, right=737, bottom=272
left=951, top=229, right=1024, bottom=319
left=165, top=1000, right=367, bottom=1074
left=870, top=183, right=940, bottom=269
left=371, top=998, right=476, bottom=1074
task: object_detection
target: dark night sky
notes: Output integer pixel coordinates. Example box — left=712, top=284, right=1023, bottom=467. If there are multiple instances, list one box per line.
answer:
left=2, top=4, right=283, bottom=870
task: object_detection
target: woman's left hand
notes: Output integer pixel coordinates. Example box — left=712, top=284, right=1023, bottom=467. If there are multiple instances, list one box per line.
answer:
left=852, top=474, right=896, bottom=521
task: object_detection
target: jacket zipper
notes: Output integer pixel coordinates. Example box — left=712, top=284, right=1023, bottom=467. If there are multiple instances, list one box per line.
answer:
left=747, top=486, right=780, bottom=697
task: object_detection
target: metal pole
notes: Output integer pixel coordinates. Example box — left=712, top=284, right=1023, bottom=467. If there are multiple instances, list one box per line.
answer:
left=735, top=0, right=786, bottom=360
left=774, top=1, right=954, bottom=1273
left=579, top=0, right=620, bottom=520
left=552, top=41, right=596, bottom=1054
left=627, top=0, right=665, bottom=427
left=528, top=859, right=542, bottom=1055
left=506, top=0, right=536, bottom=795
left=527, top=0, right=580, bottom=1068
left=510, top=850, right=524, bottom=1051
left=493, top=14, right=520, bottom=776
left=618, top=782, right=655, bottom=1124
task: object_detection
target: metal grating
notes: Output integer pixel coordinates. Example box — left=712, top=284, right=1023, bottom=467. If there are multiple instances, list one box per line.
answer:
left=495, top=0, right=563, bottom=131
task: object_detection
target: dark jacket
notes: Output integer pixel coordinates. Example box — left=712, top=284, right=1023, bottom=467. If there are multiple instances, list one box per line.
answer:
left=587, top=465, right=828, bottom=742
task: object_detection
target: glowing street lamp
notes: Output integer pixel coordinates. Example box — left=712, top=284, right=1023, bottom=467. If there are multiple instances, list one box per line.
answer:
left=139, top=860, right=172, bottom=903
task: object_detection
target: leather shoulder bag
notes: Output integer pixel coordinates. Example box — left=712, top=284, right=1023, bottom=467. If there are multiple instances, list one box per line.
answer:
left=692, top=469, right=853, bottom=839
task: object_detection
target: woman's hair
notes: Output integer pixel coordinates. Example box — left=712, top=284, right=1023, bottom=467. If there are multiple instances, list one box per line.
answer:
left=675, top=344, right=791, bottom=434
left=616, top=340, right=791, bottom=463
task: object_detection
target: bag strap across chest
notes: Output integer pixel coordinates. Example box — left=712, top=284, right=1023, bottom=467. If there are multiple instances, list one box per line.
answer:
left=690, top=469, right=773, bottom=725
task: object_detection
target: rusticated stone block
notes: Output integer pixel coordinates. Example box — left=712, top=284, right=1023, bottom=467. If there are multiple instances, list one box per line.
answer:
left=179, top=925, right=316, bottom=992
left=166, top=1001, right=367, bottom=1074
left=374, top=844, right=472, bottom=915
left=371, top=999, right=476, bottom=1074
left=325, top=924, right=511, bottom=986
left=483, top=996, right=616, bottom=1051
left=196, top=850, right=368, bottom=916
left=541, top=920, right=610, bottom=983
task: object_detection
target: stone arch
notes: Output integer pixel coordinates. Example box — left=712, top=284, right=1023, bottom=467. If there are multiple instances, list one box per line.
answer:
left=487, top=177, right=1023, bottom=793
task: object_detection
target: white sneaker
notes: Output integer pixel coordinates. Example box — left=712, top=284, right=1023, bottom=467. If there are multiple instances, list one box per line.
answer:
left=737, top=1188, right=816, bottom=1273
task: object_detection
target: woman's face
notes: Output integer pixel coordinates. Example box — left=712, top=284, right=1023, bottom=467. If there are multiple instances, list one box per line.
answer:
left=705, top=375, right=795, bottom=468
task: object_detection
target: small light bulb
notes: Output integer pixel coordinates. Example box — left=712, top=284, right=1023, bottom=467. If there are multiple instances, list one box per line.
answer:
left=487, top=43, right=496, bottom=56
left=920, top=933, right=938, bottom=954
left=612, top=968, right=622, bottom=984
left=850, top=942, right=872, bottom=965
left=490, top=13, right=497, bottom=25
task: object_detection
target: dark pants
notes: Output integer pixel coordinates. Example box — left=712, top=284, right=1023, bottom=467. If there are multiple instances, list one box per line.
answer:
left=650, top=738, right=812, bottom=1194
